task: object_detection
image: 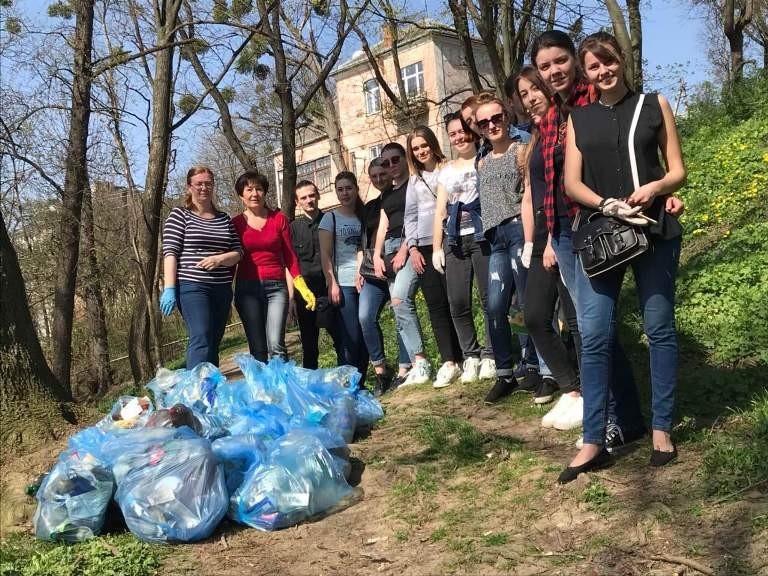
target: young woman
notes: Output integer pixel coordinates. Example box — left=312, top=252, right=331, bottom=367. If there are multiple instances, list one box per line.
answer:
left=358, top=158, right=411, bottom=395
left=373, top=142, right=431, bottom=387
left=319, top=171, right=368, bottom=380
left=559, top=32, right=686, bottom=483
left=432, top=113, right=494, bottom=383
left=473, top=96, right=532, bottom=404
left=514, top=66, right=584, bottom=423
left=160, top=166, right=242, bottom=368
left=404, top=127, right=464, bottom=389
left=232, top=171, right=315, bottom=363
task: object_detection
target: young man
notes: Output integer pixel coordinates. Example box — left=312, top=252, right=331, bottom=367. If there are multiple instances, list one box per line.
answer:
left=290, top=180, right=341, bottom=368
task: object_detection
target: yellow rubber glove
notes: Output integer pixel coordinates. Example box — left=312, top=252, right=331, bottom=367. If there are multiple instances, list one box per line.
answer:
left=293, top=275, right=316, bottom=311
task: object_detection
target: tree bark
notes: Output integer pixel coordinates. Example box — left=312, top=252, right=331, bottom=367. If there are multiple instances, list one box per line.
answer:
left=448, top=0, right=483, bottom=94
left=78, top=183, right=114, bottom=398
left=627, top=0, right=643, bottom=90
left=724, top=0, right=755, bottom=84
left=128, top=0, right=183, bottom=382
left=604, top=0, right=640, bottom=90
left=466, top=0, right=507, bottom=94
left=51, top=0, right=95, bottom=393
left=1, top=211, right=78, bottom=457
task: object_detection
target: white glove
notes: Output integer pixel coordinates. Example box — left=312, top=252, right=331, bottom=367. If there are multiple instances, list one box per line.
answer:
left=432, top=248, right=445, bottom=274
left=600, top=198, right=649, bottom=226
left=521, top=242, right=533, bottom=269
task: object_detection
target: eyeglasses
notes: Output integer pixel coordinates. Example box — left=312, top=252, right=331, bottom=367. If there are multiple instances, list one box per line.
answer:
left=191, top=181, right=214, bottom=189
left=380, top=156, right=402, bottom=169
left=476, top=113, right=505, bottom=131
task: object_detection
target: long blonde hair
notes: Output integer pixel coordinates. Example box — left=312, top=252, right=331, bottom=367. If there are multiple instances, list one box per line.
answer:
left=184, top=166, right=216, bottom=212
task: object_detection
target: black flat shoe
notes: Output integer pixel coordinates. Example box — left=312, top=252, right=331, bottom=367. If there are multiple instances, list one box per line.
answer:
left=650, top=445, right=678, bottom=467
left=557, top=448, right=612, bottom=484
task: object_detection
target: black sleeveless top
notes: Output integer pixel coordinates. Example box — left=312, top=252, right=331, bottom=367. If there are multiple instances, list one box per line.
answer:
left=571, top=92, right=682, bottom=240
left=381, top=181, right=407, bottom=239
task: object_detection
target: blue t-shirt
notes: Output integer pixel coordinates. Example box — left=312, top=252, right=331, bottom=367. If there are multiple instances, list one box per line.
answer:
left=319, top=210, right=361, bottom=286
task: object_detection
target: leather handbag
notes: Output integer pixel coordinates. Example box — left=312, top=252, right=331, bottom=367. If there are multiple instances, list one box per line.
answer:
left=572, top=94, right=649, bottom=278
left=572, top=213, right=648, bottom=277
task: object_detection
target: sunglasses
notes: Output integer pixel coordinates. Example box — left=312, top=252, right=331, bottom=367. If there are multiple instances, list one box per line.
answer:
left=476, top=112, right=505, bottom=131
left=380, top=156, right=402, bottom=169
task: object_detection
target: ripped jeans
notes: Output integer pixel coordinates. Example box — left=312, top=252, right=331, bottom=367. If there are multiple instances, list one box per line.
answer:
left=486, top=217, right=538, bottom=377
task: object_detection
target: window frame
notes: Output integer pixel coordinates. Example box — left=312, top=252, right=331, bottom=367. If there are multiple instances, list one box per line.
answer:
left=364, top=78, right=381, bottom=115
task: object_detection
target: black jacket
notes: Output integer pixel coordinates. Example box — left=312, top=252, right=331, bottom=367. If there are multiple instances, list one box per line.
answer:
left=290, top=211, right=324, bottom=281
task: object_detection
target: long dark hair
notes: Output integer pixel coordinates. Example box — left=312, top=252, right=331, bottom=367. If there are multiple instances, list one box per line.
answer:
left=515, top=65, right=553, bottom=168
left=530, top=29, right=576, bottom=64
left=334, top=171, right=365, bottom=222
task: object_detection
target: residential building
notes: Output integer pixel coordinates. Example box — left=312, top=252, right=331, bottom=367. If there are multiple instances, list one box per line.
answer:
left=273, top=26, right=495, bottom=209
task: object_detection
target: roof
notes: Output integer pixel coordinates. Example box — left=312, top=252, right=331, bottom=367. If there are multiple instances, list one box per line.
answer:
left=333, top=23, right=470, bottom=76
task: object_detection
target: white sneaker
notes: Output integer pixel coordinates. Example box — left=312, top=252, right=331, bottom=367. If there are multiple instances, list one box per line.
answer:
left=553, top=395, right=583, bottom=431
left=460, top=357, right=481, bottom=383
left=400, top=359, right=431, bottom=387
left=434, top=362, right=462, bottom=388
left=541, top=393, right=573, bottom=428
left=478, top=358, right=497, bottom=380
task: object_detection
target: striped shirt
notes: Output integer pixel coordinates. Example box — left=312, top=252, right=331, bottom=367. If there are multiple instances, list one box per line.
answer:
left=162, top=207, right=242, bottom=284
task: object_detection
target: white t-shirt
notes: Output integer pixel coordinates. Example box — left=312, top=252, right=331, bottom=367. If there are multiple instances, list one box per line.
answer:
left=319, top=210, right=361, bottom=286
left=438, top=162, right=478, bottom=236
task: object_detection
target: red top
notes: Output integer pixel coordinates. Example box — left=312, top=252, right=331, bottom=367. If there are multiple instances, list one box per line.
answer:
left=232, top=210, right=301, bottom=281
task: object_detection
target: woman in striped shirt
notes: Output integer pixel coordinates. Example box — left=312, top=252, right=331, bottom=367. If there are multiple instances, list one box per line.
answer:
left=160, top=166, right=243, bottom=369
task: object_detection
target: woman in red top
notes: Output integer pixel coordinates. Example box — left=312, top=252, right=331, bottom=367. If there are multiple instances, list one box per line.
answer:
left=232, top=171, right=315, bottom=362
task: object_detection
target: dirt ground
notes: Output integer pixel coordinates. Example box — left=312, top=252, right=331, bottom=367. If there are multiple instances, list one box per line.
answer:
left=3, top=346, right=767, bottom=576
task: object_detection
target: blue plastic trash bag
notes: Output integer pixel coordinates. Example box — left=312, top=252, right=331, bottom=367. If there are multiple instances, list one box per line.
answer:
left=214, top=378, right=271, bottom=420
left=33, top=451, right=114, bottom=542
left=225, top=402, right=290, bottom=440
left=142, top=404, right=227, bottom=439
left=105, top=426, right=199, bottom=482
left=319, top=392, right=357, bottom=444
left=235, top=354, right=328, bottom=426
left=354, top=389, right=384, bottom=426
left=99, top=396, right=154, bottom=430
left=292, top=364, right=362, bottom=394
left=229, top=429, right=353, bottom=531
left=115, top=436, right=227, bottom=543
left=292, top=426, right=351, bottom=478
left=146, top=363, right=224, bottom=413
left=212, top=434, right=266, bottom=493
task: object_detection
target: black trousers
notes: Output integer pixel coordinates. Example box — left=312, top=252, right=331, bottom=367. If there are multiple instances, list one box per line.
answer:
left=295, top=275, right=342, bottom=369
left=523, top=254, right=581, bottom=393
left=417, top=244, right=463, bottom=364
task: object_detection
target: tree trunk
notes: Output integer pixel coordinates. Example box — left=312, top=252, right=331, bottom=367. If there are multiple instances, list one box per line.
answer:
left=79, top=183, right=114, bottom=398
left=1, top=211, right=79, bottom=457
left=724, top=0, right=755, bottom=84
left=449, top=0, right=483, bottom=94
left=318, top=82, right=348, bottom=173
left=128, top=0, right=183, bottom=382
left=547, top=0, right=557, bottom=30
left=51, top=0, right=95, bottom=393
left=467, top=0, right=509, bottom=94
left=627, top=0, right=643, bottom=90
left=604, top=0, right=639, bottom=90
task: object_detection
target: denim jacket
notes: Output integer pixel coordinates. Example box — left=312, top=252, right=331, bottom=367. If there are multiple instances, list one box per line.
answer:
left=446, top=197, right=485, bottom=247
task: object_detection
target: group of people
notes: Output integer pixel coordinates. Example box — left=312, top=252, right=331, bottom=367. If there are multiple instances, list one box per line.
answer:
left=160, top=30, right=687, bottom=483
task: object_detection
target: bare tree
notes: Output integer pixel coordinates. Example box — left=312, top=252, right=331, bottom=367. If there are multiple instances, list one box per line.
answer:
left=603, top=0, right=643, bottom=90
left=746, top=0, right=768, bottom=68
left=724, top=0, right=756, bottom=82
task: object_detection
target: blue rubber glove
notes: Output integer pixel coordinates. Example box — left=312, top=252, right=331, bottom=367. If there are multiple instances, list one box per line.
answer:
left=159, top=287, right=177, bottom=316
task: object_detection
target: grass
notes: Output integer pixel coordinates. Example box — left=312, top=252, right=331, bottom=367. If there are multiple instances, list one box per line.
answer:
left=0, top=532, right=163, bottom=576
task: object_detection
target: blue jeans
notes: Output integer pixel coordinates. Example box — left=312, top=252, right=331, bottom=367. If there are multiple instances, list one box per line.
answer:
left=234, top=279, right=289, bottom=362
left=575, top=236, right=681, bottom=444
left=388, top=241, right=425, bottom=362
left=359, top=278, right=410, bottom=369
left=552, top=228, right=640, bottom=431
left=335, top=285, right=369, bottom=379
left=178, top=280, right=232, bottom=369
left=486, top=218, right=551, bottom=377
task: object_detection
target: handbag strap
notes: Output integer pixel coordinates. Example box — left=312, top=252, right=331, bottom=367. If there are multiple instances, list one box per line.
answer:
left=628, top=94, right=645, bottom=191
left=418, top=173, right=437, bottom=199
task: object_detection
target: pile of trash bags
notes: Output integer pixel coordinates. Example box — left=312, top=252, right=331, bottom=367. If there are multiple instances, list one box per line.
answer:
left=33, top=354, right=384, bottom=544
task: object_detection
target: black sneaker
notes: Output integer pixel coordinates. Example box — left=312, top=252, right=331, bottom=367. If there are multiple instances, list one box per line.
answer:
left=391, top=373, right=408, bottom=390
left=605, top=421, right=647, bottom=453
left=512, top=362, right=527, bottom=382
left=533, top=377, right=558, bottom=404
left=484, top=377, right=517, bottom=404
left=516, top=367, right=542, bottom=393
left=373, top=369, right=393, bottom=397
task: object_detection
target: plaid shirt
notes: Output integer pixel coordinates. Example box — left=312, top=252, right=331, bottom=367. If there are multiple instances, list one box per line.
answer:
left=539, top=81, right=596, bottom=234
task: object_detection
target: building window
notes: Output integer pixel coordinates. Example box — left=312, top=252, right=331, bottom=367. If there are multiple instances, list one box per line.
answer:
left=401, top=62, right=424, bottom=97
left=364, top=79, right=381, bottom=114
left=296, top=156, right=332, bottom=195
left=369, top=144, right=382, bottom=161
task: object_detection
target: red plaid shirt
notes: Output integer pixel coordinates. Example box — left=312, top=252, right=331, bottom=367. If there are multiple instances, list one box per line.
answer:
left=539, top=80, right=597, bottom=234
